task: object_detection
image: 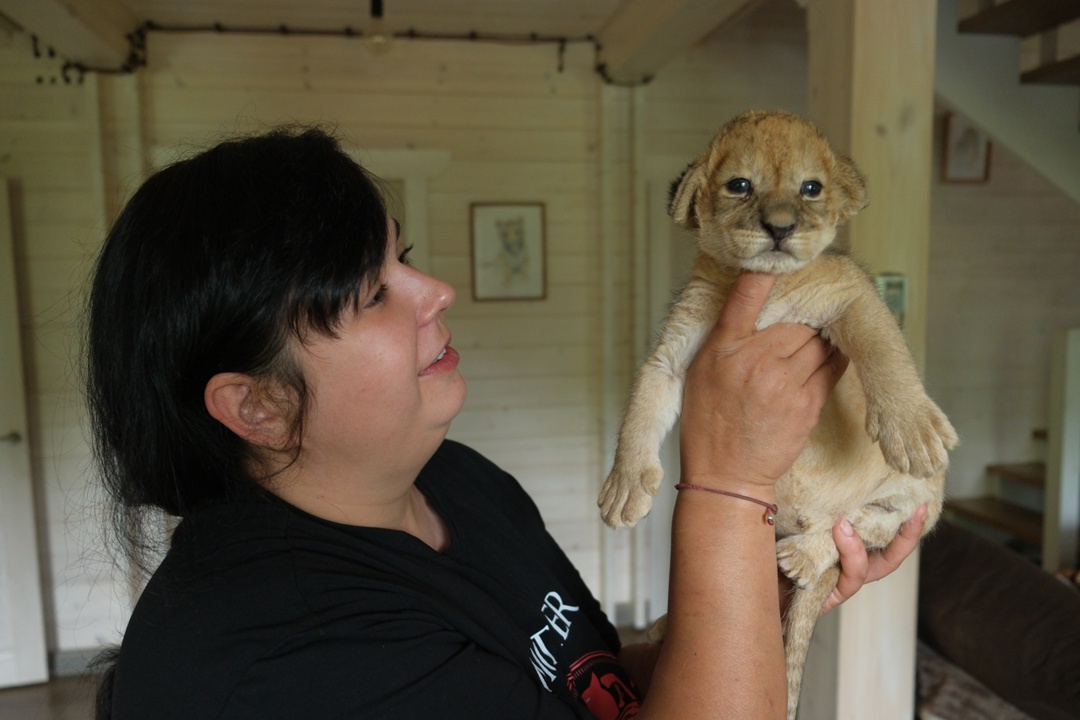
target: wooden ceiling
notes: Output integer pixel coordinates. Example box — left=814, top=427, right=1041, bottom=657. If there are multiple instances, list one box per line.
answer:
left=0, top=0, right=770, bottom=85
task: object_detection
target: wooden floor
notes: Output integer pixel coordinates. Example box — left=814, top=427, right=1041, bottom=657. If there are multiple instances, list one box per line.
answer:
left=0, top=675, right=98, bottom=720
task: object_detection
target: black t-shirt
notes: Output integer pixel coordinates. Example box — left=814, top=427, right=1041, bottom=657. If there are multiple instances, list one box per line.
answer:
left=111, top=440, right=642, bottom=719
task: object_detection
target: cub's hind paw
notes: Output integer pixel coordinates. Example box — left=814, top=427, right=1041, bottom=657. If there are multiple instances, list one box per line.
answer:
left=645, top=614, right=668, bottom=643
left=776, top=535, right=838, bottom=589
left=598, top=460, right=663, bottom=528
left=867, top=399, right=958, bottom=478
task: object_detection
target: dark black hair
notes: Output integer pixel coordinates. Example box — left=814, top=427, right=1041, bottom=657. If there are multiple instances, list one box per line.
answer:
left=87, top=124, right=391, bottom=720
left=86, top=125, right=388, bottom=555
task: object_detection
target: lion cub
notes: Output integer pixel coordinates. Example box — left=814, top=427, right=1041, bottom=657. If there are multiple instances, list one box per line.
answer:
left=597, top=110, right=958, bottom=720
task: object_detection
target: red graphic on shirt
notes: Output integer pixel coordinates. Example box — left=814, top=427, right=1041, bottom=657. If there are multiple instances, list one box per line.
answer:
left=567, top=650, right=641, bottom=720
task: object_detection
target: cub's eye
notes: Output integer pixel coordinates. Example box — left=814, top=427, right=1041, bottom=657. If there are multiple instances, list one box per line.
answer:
left=725, top=178, right=753, bottom=195
left=800, top=180, right=823, bottom=198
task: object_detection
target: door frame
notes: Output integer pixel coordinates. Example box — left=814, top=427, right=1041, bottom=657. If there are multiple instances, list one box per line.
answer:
left=0, top=178, right=49, bottom=687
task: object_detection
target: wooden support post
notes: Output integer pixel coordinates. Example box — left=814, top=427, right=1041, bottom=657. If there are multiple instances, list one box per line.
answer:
left=1044, top=328, right=1080, bottom=572
left=94, top=72, right=146, bottom=225
left=799, top=1, right=937, bottom=718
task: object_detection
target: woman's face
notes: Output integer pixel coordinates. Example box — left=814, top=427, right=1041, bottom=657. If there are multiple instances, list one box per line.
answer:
left=291, top=218, right=466, bottom=481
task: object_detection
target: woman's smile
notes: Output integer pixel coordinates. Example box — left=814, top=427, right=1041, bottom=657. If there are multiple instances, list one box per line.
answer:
left=421, top=345, right=460, bottom=377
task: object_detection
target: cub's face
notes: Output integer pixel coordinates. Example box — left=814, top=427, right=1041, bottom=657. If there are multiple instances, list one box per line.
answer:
left=670, top=111, right=868, bottom=274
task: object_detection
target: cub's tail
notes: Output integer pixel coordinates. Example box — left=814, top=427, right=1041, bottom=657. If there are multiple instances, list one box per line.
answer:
left=783, top=565, right=841, bottom=720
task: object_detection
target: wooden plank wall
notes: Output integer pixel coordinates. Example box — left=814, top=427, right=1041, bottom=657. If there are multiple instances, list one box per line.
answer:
left=2, top=0, right=1080, bottom=657
left=2, top=21, right=627, bottom=655
left=926, top=110, right=1080, bottom=498
left=0, top=29, right=129, bottom=654
left=135, top=31, right=611, bottom=581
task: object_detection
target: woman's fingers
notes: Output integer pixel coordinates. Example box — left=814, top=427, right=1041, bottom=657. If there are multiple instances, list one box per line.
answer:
left=866, top=503, right=928, bottom=583
left=820, top=518, right=870, bottom=616
left=714, top=272, right=776, bottom=342
left=819, top=504, right=929, bottom=616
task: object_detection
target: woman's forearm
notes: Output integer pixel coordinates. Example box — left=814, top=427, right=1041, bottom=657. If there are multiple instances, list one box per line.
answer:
left=630, top=273, right=834, bottom=719
left=636, top=488, right=786, bottom=720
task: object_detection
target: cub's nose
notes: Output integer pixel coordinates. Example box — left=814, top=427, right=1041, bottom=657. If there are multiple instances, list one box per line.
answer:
left=763, top=221, right=796, bottom=243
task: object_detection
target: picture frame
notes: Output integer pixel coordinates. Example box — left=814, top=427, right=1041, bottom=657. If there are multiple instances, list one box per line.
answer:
left=470, top=202, right=546, bottom=301
left=942, top=112, right=991, bottom=183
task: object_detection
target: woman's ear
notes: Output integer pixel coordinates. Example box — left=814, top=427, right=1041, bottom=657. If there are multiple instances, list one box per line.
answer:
left=204, top=373, right=293, bottom=450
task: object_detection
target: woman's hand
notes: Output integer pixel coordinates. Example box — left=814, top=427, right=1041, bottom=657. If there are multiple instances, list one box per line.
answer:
left=820, top=504, right=929, bottom=615
left=635, top=505, right=931, bottom=702
left=779, top=504, right=930, bottom=617
left=679, top=273, right=849, bottom=492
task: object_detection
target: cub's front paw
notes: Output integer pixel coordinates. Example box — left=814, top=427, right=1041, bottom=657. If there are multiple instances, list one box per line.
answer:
left=598, top=460, right=663, bottom=528
left=866, top=398, right=958, bottom=478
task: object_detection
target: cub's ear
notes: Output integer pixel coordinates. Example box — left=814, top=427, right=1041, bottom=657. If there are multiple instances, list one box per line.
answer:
left=669, top=159, right=709, bottom=229
left=832, top=154, right=869, bottom=222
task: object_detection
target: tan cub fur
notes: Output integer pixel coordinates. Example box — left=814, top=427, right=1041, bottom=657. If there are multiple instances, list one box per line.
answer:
left=597, top=110, right=958, bottom=720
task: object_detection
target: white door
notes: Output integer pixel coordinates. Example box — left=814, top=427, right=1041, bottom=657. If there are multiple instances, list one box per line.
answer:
left=0, top=179, right=49, bottom=687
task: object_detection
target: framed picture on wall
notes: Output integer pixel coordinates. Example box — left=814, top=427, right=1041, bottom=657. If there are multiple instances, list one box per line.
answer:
left=942, top=112, right=991, bottom=183
left=470, top=202, right=546, bottom=301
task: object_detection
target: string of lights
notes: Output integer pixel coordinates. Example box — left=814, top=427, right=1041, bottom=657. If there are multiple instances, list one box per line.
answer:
left=43, top=20, right=635, bottom=86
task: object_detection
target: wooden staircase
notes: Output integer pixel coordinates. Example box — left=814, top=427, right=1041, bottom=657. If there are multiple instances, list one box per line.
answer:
left=957, top=0, right=1080, bottom=87
left=959, top=0, right=1080, bottom=86
left=946, top=460, right=1046, bottom=549
left=945, top=424, right=1053, bottom=555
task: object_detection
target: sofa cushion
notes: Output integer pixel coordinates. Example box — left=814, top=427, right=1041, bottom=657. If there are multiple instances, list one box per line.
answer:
left=918, top=520, right=1080, bottom=720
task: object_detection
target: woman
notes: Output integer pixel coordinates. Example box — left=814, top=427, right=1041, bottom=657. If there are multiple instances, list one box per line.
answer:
left=87, top=126, right=925, bottom=719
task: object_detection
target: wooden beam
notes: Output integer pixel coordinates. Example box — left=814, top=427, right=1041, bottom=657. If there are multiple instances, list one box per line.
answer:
left=806, top=0, right=936, bottom=368
left=595, top=0, right=765, bottom=85
left=0, top=0, right=136, bottom=68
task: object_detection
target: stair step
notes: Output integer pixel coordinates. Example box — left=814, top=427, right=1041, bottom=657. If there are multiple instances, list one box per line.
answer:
left=1022, top=53, right=1080, bottom=85
left=959, top=0, right=1080, bottom=37
left=945, top=496, right=1043, bottom=547
left=986, top=461, right=1047, bottom=488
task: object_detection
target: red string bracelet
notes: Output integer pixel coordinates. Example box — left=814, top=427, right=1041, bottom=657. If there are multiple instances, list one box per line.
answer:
left=674, top=483, right=778, bottom=525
